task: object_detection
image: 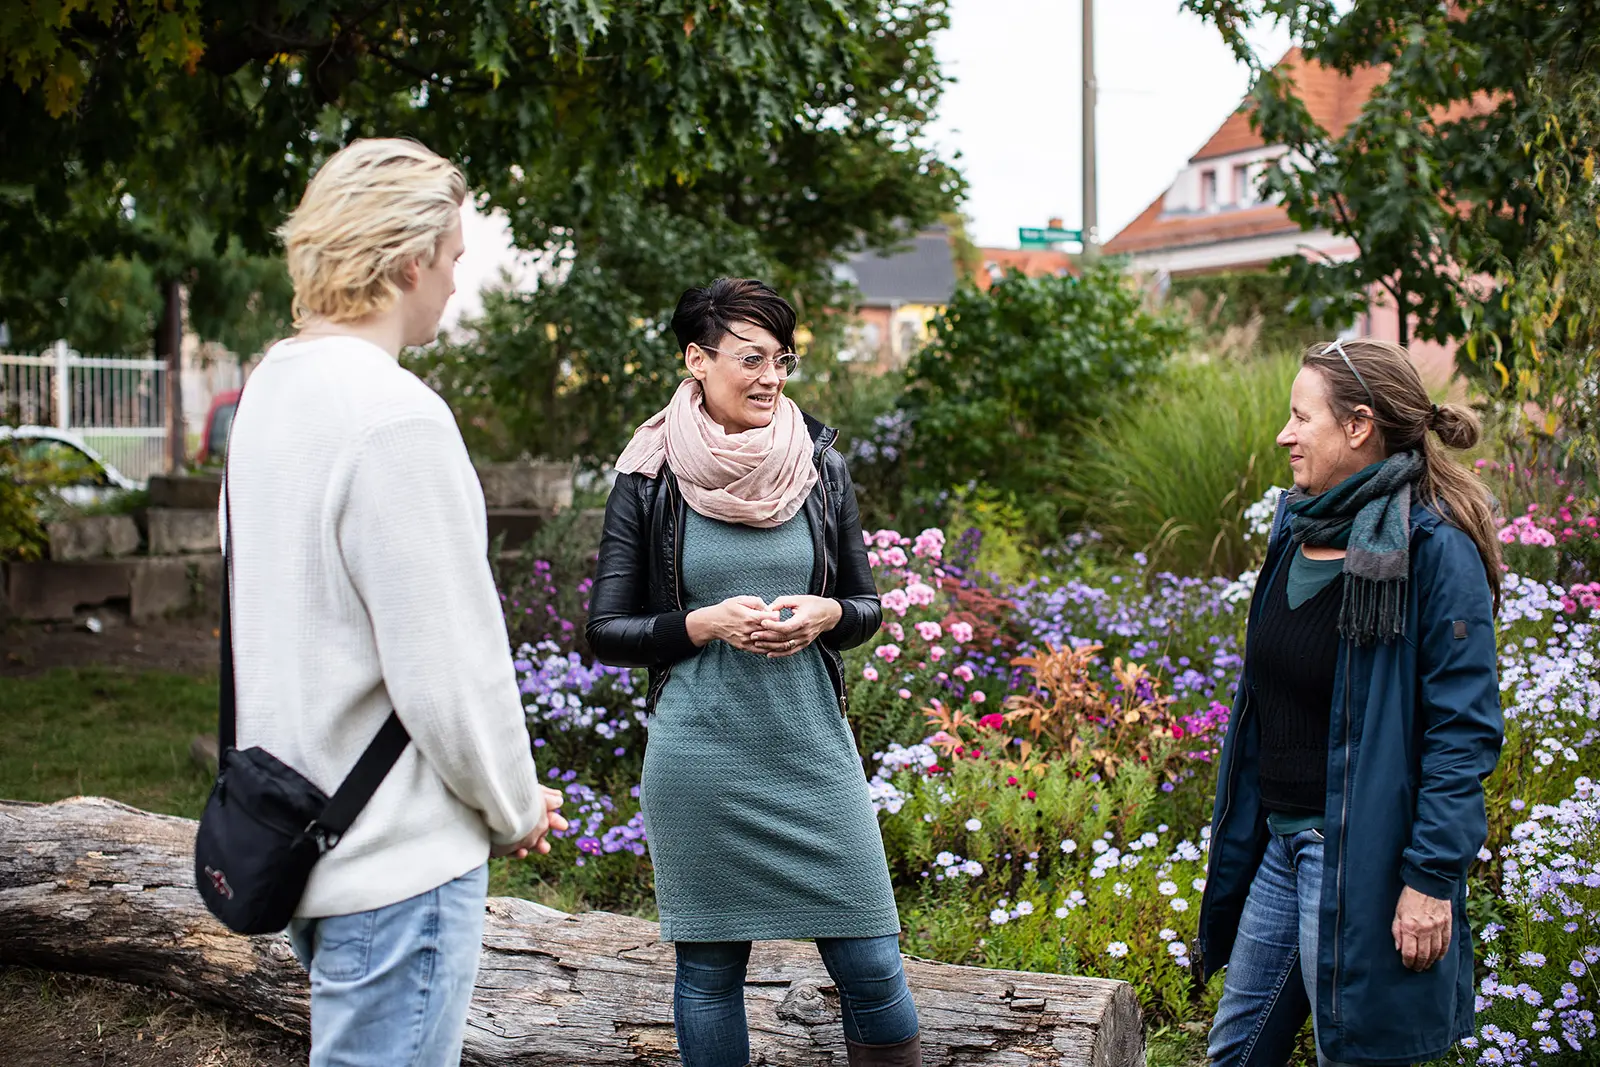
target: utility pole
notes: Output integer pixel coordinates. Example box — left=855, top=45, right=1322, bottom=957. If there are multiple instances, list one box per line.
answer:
left=1082, top=0, right=1098, bottom=255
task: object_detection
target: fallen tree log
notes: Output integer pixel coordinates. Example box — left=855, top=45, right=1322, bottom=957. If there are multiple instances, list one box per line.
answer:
left=0, top=798, right=1143, bottom=1066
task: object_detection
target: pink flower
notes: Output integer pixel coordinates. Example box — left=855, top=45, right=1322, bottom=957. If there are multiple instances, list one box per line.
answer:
left=915, top=620, right=944, bottom=642
left=867, top=550, right=882, bottom=567
left=954, top=664, right=976, bottom=682
left=862, top=666, right=880, bottom=682
left=897, top=688, right=912, bottom=700
left=882, top=546, right=909, bottom=568
left=887, top=622, right=906, bottom=642
left=971, top=690, right=987, bottom=705
left=874, top=644, right=902, bottom=663
left=881, top=589, right=911, bottom=617
left=913, top=528, right=946, bottom=561
left=977, top=713, right=1005, bottom=730
left=949, top=621, right=975, bottom=644
left=1498, top=525, right=1518, bottom=544
left=906, top=582, right=937, bottom=607
left=930, top=646, right=947, bottom=662
left=872, top=530, right=901, bottom=550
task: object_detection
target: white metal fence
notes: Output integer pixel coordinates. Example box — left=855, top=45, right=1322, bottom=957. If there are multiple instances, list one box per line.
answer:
left=0, top=345, right=169, bottom=484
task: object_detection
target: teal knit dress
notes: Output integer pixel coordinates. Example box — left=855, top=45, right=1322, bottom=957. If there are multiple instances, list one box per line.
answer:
left=640, top=508, right=901, bottom=942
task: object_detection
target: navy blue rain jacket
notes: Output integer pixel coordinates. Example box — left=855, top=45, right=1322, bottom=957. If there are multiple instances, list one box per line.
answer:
left=1197, top=497, right=1504, bottom=1065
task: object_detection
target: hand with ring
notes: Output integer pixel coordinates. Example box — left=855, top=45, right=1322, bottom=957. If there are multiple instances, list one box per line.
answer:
left=685, top=596, right=780, bottom=653
left=749, top=595, right=843, bottom=658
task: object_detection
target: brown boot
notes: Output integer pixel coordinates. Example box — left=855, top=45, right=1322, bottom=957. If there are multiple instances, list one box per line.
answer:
left=845, top=1033, right=921, bottom=1066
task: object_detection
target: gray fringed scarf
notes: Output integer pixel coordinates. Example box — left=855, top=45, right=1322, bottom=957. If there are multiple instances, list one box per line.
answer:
left=1284, top=451, right=1425, bottom=645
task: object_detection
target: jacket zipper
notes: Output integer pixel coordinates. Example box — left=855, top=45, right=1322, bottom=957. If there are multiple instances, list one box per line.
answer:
left=1197, top=499, right=1288, bottom=971
left=1332, top=639, right=1353, bottom=1022
left=819, top=444, right=831, bottom=596
left=651, top=477, right=688, bottom=711
left=1196, top=690, right=1251, bottom=971
left=816, top=443, right=847, bottom=717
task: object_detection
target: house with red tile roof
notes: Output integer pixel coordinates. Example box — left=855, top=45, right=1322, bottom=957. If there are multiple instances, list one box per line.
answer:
left=1103, top=48, right=1456, bottom=384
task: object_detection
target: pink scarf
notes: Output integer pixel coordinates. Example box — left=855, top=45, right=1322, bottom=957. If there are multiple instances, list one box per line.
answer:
left=614, top=378, right=818, bottom=528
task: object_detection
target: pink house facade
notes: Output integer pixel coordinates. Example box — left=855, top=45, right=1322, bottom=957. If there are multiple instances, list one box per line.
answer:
left=1104, top=49, right=1456, bottom=388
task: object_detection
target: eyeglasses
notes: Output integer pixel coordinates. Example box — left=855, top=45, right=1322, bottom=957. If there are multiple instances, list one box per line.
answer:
left=697, top=345, right=801, bottom=379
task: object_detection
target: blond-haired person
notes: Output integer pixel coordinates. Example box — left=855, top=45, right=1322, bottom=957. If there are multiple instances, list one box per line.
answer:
left=223, top=138, right=566, bottom=1066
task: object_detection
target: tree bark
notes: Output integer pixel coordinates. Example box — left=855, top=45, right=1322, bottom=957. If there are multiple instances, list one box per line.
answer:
left=0, top=798, right=1144, bottom=1066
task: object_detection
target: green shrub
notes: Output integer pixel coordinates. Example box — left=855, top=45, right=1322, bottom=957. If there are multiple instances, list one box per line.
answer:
left=788, top=366, right=910, bottom=531
left=881, top=756, right=1220, bottom=1023
left=0, top=432, right=90, bottom=561
left=1066, top=353, right=1299, bottom=578
left=900, top=265, right=1191, bottom=536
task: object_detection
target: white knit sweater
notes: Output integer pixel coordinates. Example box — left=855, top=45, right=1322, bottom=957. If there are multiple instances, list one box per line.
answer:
left=221, top=335, right=541, bottom=917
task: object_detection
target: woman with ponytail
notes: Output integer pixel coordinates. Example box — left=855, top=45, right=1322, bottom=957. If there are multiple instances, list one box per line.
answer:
left=1199, top=339, right=1504, bottom=1066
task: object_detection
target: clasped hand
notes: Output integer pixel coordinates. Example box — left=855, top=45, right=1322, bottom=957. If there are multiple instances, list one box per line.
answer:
left=688, top=595, right=842, bottom=658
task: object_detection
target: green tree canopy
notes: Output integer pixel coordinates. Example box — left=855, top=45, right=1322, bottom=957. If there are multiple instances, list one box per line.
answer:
left=3, top=1, right=960, bottom=463
left=1177, top=0, right=1600, bottom=358
left=1470, top=67, right=1600, bottom=474
left=2, top=2, right=958, bottom=326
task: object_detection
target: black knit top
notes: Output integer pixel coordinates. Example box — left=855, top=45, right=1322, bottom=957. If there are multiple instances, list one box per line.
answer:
left=1253, top=549, right=1345, bottom=819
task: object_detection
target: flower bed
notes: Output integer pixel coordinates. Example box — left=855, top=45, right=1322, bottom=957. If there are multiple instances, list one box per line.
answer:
left=496, top=504, right=1600, bottom=1062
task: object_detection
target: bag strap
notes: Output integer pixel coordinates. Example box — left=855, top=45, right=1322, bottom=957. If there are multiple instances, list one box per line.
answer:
left=218, top=381, right=411, bottom=844
left=219, top=465, right=239, bottom=753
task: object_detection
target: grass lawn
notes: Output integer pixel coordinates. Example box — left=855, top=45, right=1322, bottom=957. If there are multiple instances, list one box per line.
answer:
left=0, top=667, right=218, bottom=819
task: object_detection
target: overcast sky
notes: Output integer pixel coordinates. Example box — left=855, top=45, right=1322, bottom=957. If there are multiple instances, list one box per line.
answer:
left=930, top=0, right=1291, bottom=247
left=448, top=1, right=1292, bottom=323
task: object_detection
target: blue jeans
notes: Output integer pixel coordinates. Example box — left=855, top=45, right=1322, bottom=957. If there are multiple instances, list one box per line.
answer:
left=674, top=935, right=920, bottom=1066
left=1209, top=830, right=1356, bottom=1067
left=288, top=864, right=488, bottom=1067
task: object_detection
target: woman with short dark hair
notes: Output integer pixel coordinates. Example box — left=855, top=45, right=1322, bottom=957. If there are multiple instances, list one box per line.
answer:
left=1200, top=339, right=1505, bottom=1066
left=587, top=278, right=920, bottom=1067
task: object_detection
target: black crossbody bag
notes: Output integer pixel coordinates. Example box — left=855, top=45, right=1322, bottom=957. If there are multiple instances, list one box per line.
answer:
left=194, top=433, right=411, bottom=935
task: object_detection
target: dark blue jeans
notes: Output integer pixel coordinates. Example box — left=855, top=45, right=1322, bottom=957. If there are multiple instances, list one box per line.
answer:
left=1208, top=829, right=1356, bottom=1067
left=673, top=935, right=919, bottom=1067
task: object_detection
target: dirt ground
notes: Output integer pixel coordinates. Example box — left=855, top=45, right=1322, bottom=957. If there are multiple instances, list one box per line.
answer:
left=1, top=614, right=220, bottom=678
left=3, top=622, right=286, bottom=1064
left=0, top=967, right=306, bottom=1067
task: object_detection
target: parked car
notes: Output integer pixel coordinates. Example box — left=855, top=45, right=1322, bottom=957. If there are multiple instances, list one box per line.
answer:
left=196, top=389, right=241, bottom=466
left=0, top=425, right=140, bottom=507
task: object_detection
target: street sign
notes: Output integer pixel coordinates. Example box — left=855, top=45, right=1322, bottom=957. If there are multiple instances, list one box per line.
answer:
left=1018, top=226, right=1083, bottom=248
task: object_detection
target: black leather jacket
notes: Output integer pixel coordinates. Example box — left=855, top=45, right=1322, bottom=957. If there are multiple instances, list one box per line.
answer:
left=586, top=411, right=882, bottom=715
